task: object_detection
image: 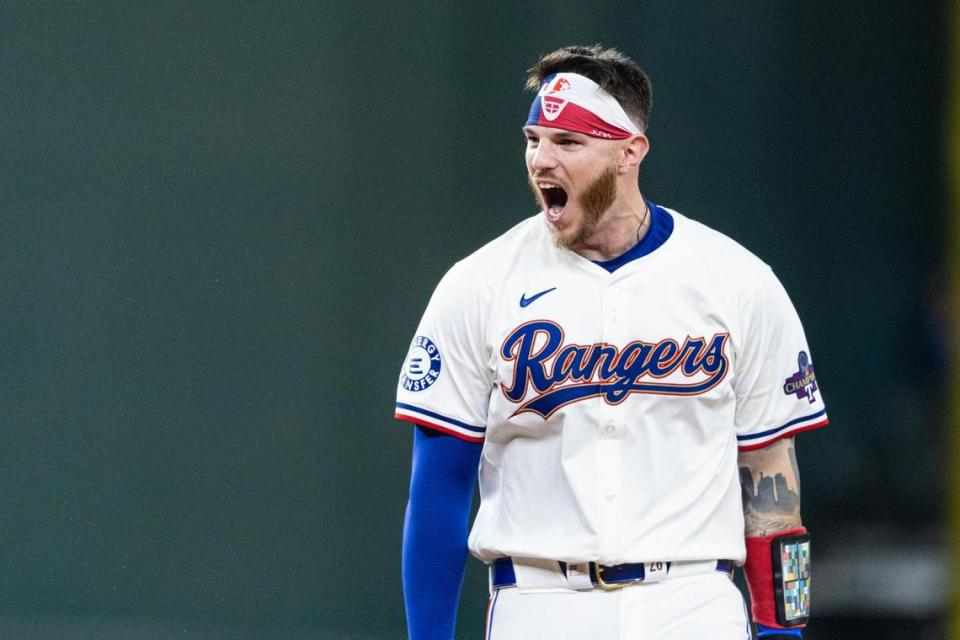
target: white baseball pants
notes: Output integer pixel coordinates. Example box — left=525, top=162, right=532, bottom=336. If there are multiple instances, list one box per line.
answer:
left=485, top=571, right=751, bottom=640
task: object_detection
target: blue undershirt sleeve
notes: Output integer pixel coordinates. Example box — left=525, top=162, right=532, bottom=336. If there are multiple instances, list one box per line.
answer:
left=402, top=426, right=483, bottom=640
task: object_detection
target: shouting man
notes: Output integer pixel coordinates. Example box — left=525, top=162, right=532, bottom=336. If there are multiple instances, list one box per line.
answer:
left=396, top=45, right=827, bottom=640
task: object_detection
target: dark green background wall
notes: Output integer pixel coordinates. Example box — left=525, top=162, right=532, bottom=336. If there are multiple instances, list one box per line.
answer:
left=0, top=2, right=946, bottom=637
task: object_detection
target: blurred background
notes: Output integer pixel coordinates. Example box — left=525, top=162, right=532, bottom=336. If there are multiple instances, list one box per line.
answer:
left=0, top=1, right=956, bottom=638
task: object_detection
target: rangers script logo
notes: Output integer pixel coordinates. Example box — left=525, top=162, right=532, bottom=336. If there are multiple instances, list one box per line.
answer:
left=500, top=320, right=729, bottom=418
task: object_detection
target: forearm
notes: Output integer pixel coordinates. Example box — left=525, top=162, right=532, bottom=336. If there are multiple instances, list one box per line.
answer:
left=403, top=427, right=481, bottom=640
left=739, top=437, right=809, bottom=637
left=402, top=501, right=470, bottom=638
left=740, top=438, right=802, bottom=536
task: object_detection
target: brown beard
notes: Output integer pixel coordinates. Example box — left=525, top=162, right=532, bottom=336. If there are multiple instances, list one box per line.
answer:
left=555, top=163, right=618, bottom=249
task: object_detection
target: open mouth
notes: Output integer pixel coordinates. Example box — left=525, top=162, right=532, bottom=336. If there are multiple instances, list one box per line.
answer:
left=539, top=183, right=569, bottom=222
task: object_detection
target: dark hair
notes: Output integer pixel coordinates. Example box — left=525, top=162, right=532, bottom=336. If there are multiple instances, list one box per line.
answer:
left=526, top=45, right=652, bottom=132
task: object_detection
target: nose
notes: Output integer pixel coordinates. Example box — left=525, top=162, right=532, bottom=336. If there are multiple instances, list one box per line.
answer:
left=529, top=140, right=557, bottom=172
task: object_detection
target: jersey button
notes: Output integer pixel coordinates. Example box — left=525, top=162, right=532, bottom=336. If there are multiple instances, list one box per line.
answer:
left=602, top=422, right=616, bottom=436
left=609, top=312, right=619, bottom=324
left=604, top=489, right=616, bottom=501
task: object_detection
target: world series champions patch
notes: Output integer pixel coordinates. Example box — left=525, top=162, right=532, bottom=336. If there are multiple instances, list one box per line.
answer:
left=782, top=351, right=817, bottom=403
left=401, top=336, right=442, bottom=392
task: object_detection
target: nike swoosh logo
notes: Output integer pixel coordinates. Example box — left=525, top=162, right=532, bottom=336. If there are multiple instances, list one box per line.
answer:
left=519, top=287, right=557, bottom=308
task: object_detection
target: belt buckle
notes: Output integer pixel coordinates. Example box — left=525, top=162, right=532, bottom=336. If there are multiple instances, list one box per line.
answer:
left=593, top=563, right=643, bottom=590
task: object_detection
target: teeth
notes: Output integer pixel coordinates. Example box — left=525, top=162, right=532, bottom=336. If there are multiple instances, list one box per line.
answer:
left=539, top=183, right=559, bottom=189
left=546, top=204, right=564, bottom=223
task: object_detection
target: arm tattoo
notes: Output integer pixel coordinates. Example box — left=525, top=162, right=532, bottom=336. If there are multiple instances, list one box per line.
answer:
left=739, top=439, right=802, bottom=536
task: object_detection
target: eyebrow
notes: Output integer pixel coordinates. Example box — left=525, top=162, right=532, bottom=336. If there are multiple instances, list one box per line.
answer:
left=522, top=128, right=585, bottom=141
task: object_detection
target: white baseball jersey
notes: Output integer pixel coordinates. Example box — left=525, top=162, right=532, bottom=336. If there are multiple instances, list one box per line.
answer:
left=395, top=205, right=827, bottom=566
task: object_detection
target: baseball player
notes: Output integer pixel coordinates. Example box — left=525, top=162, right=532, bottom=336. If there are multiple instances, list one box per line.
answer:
left=397, top=45, right=826, bottom=640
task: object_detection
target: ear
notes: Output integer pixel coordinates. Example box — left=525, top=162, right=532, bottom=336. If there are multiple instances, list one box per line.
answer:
left=617, top=134, right=650, bottom=173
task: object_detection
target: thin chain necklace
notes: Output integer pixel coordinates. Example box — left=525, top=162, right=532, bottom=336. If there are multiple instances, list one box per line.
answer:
left=635, top=201, right=651, bottom=246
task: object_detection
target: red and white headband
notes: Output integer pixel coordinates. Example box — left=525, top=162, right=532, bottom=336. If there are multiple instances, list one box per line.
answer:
left=526, top=72, right=642, bottom=140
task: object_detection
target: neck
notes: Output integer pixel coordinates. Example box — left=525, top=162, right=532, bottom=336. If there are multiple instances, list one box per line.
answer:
left=571, top=188, right=650, bottom=261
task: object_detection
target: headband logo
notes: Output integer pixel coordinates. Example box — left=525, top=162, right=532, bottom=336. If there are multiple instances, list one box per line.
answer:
left=539, top=76, right=572, bottom=120
left=541, top=96, right=566, bottom=120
